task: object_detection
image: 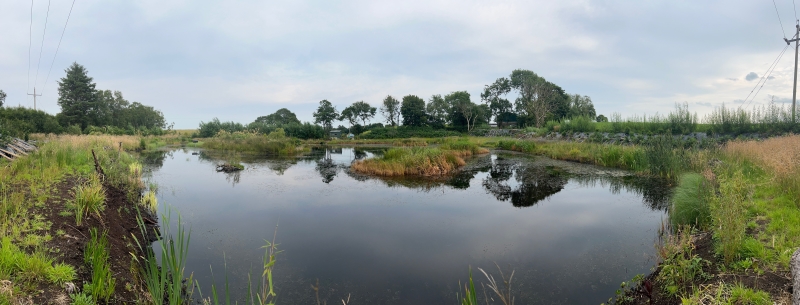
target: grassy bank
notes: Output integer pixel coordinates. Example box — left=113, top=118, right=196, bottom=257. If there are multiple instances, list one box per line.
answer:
left=352, top=141, right=489, bottom=176
left=0, top=135, right=155, bottom=304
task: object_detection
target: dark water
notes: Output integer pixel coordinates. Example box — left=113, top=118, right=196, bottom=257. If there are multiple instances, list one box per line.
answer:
left=143, top=147, right=670, bottom=304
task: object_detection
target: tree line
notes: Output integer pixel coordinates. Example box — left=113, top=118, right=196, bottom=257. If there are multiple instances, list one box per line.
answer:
left=0, top=62, right=168, bottom=138
left=309, top=69, right=598, bottom=132
left=198, top=69, right=599, bottom=139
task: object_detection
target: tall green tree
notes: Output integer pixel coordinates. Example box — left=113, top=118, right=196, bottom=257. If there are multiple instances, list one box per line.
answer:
left=254, top=108, right=301, bottom=126
left=444, top=91, right=471, bottom=128
left=400, top=95, right=426, bottom=126
left=510, top=69, right=567, bottom=127
left=351, top=101, right=377, bottom=126
left=57, top=62, right=99, bottom=129
left=566, top=94, right=596, bottom=119
left=426, top=94, right=450, bottom=127
left=313, top=100, right=339, bottom=131
left=339, top=106, right=358, bottom=132
left=0, top=89, right=6, bottom=107
left=480, top=77, right=512, bottom=127
left=380, top=95, right=401, bottom=126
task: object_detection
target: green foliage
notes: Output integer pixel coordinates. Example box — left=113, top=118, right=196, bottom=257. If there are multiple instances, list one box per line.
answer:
left=566, top=94, right=596, bottom=119
left=70, top=292, right=96, bottom=305
left=670, top=173, right=711, bottom=229
left=134, top=210, right=192, bottom=305
left=657, top=229, right=709, bottom=297
left=705, top=101, right=798, bottom=135
left=426, top=94, right=450, bottom=127
left=380, top=95, right=401, bottom=127
left=57, top=62, right=99, bottom=129
left=254, top=108, right=301, bottom=126
left=247, top=122, right=325, bottom=139
left=84, top=228, right=115, bottom=303
left=198, top=118, right=245, bottom=138
left=0, top=89, right=5, bottom=107
left=47, top=263, right=77, bottom=284
left=313, top=99, right=339, bottom=130
left=711, top=170, right=750, bottom=265
left=357, top=126, right=461, bottom=139
left=202, top=130, right=307, bottom=155
left=644, top=135, right=685, bottom=179
left=0, top=106, right=62, bottom=137
left=681, top=282, right=771, bottom=305
left=497, top=139, right=536, bottom=153
left=459, top=268, right=478, bottom=305
left=400, top=95, right=427, bottom=127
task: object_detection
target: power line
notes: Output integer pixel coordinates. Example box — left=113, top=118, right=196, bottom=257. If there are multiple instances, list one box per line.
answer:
left=794, top=0, right=798, bottom=22
left=742, top=44, right=790, bottom=111
left=775, top=0, right=788, bottom=38
left=43, top=0, right=77, bottom=94
left=33, top=0, right=51, bottom=89
left=26, top=0, right=34, bottom=96
left=739, top=44, right=789, bottom=110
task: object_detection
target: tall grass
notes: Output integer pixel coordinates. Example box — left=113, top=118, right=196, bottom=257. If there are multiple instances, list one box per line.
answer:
left=724, top=135, right=800, bottom=199
left=710, top=171, right=750, bottom=265
left=352, top=142, right=488, bottom=176
left=670, top=173, right=711, bottom=229
left=203, top=129, right=308, bottom=155
left=71, top=174, right=106, bottom=226
left=84, top=228, right=115, bottom=303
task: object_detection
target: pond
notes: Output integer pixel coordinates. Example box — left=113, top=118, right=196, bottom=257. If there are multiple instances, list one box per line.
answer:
left=142, top=147, right=670, bottom=304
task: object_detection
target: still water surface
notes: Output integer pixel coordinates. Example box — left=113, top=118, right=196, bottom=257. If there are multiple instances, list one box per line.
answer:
left=143, top=147, right=669, bottom=304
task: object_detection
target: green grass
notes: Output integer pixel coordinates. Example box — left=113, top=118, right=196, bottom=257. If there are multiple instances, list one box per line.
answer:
left=71, top=175, right=106, bottom=226
left=202, top=129, right=309, bottom=155
left=681, top=282, right=771, bottom=305
left=670, top=173, right=711, bottom=229
left=84, top=228, right=115, bottom=303
left=352, top=144, right=488, bottom=176
left=134, top=209, right=192, bottom=305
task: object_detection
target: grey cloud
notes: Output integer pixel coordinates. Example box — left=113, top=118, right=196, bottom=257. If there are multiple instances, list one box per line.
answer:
left=745, top=72, right=758, bottom=81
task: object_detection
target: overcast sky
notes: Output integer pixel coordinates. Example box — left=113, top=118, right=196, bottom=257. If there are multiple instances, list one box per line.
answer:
left=1, top=0, right=798, bottom=128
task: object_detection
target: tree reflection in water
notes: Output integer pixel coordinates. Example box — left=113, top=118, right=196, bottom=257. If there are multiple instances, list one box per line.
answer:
left=481, top=157, right=568, bottom=207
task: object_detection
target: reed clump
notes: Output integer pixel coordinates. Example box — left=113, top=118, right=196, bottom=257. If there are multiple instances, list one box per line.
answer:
left=352, top=144, right=488, bottom=176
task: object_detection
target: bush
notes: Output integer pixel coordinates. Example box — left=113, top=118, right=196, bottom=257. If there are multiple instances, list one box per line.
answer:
left=496, top=140, right=536, bottom=153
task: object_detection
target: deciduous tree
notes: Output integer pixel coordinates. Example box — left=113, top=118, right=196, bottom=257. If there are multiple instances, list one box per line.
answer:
left=426, top=94, right=450, bottom=127
left=313, top=100, right=339, bottom=131
left=380, top=95, right=400, bottom=126
left=255, top=108, right=301, bottom=126
left=400, top=95, right=426, bottom=126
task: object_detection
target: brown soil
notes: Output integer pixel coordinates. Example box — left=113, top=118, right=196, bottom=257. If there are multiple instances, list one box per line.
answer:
left=30, top=175, right=158, bottom=305
left=620, top=233, right=792, bottom=305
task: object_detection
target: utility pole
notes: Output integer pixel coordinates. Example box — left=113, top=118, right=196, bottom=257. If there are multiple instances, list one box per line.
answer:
left=786, top=23, right=800, bottom=123
left=27, top=87, right=41, bottom=111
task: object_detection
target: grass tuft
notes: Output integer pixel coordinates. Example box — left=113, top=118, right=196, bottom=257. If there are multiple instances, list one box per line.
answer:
left=71, top=175, right=106, bottom=226
left=670, top=173, right=711, bottom=229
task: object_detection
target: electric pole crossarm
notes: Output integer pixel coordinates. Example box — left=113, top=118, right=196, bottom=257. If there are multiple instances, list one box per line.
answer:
left=26, top=87, right=41, bottom=111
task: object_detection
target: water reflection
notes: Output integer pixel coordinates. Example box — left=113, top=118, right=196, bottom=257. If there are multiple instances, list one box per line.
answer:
left=142, top=146, right=670, bottom=304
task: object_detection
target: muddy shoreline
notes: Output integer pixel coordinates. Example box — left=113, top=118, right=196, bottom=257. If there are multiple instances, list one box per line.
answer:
left=32, top=175, right=158, bottom=304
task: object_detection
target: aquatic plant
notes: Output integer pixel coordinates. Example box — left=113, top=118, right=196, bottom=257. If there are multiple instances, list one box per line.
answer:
left=133, top=209, right=192, bottom=305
